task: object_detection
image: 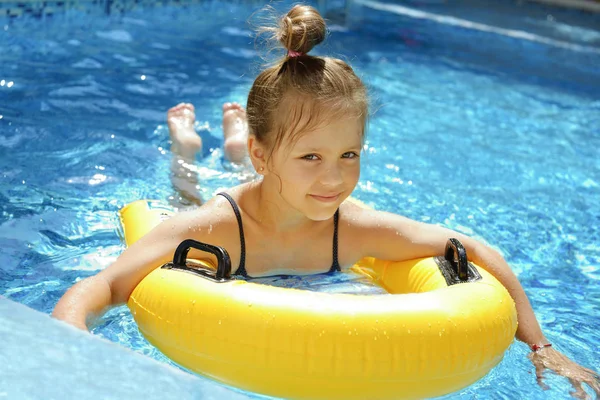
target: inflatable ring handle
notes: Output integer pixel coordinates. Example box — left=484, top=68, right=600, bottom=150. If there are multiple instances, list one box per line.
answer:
left=444, top=238, right=469, bottom=282
left=172, top=239, right=232, bottom=281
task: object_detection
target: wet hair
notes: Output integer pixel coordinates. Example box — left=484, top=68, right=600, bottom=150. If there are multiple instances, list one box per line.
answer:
left=247, top=4, right=369, bottom=160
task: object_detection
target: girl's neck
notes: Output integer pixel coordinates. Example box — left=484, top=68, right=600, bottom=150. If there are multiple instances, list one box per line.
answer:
left=245, top=180, right=319, bottom=234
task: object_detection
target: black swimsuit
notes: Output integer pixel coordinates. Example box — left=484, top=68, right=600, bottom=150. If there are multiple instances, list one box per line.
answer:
left=217, top=192, right=341, bottom=278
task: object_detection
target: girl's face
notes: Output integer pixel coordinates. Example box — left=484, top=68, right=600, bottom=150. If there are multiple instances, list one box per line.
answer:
left=268, top=117, right=363, bottom=221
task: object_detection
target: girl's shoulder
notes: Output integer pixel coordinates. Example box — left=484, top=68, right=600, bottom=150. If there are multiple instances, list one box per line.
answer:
left=188, top=183, right=250, bottom=217
left=337, top=198, right=406, bottom=262
left=340, top=197, right=416, bottom=228
left=339, top=197, right=396, bottom=226
left=338, top=197, right=425, bottom=252
left=169, top=185, right=249, bottom=244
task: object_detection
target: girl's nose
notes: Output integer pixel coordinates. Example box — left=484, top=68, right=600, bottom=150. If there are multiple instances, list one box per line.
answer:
left=319, top=163, right=344, bottom=187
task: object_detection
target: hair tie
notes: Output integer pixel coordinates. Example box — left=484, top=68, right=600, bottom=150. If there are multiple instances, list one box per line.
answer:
left=287, top=50, right=304, bottom=58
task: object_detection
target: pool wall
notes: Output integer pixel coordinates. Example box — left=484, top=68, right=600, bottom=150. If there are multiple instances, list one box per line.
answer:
left=0, top=296, right=251, bottom=400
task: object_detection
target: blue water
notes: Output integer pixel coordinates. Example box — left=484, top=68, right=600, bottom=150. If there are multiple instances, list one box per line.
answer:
left=1, top=0, right=599, bottom=398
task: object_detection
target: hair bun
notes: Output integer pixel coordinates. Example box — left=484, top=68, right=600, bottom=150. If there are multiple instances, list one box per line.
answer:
left=278, top=5, right=326, bottom=55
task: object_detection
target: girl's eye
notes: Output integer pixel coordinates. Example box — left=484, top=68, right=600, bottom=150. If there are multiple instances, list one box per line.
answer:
left=302, top=154, right=320, bottom=161
left=342, top=152, right=359, bottom=159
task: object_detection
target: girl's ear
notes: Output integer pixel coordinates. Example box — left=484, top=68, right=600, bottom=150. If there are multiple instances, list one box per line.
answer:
left=247, top=135, right=268, bottom=175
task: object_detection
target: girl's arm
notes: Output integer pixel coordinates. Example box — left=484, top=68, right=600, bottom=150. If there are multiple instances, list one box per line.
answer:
left=52, top=207, right=211, bottom=330
left=353, top=208, right=546, bottom=344
left=349, top=207, right=599, bottom=395
left=51, top=273, right=115, bottom=331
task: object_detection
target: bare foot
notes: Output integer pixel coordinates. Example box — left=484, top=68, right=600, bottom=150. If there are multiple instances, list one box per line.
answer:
left=167, top=103, right=202, bottom=160
left=222, top=102, right=249, bottom=163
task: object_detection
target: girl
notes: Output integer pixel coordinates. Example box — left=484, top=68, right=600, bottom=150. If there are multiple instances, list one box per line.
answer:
left=53, top=4, right=599, bottom=397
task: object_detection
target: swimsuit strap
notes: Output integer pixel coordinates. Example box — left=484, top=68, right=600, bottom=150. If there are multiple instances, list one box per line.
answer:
left=329, top=209, right=341, bottom=273
left=216, top=192, right=247, bottom=277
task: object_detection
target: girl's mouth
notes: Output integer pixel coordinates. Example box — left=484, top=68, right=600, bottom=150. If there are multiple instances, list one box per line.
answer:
left=309, top=193, right=340, bottom=203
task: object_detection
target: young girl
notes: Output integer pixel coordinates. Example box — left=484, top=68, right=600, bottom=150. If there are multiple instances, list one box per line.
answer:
left=53, top=4, right=599, bottom=397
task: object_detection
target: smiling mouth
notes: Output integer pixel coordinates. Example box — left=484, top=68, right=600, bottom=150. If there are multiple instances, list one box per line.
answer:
left=309, top=193, right=340, bottom=202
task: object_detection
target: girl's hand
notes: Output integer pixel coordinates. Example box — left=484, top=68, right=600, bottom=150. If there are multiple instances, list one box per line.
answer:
left=529, top=346, right=600, bottom=399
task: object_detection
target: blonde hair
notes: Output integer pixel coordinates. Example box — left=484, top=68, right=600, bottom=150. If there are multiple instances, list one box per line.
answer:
left=247, top=5, right=369, bottom=159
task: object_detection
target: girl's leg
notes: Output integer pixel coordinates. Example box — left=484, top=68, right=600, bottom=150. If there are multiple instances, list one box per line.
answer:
left=222, top=102, right=249, bottom=164
left=168, top=102, right=250, bottom=163
left=167, top=103, right=203, bottom=206
left=168, top=103, right=203, bottom=160
left=167, top=102, right=251, bottom=207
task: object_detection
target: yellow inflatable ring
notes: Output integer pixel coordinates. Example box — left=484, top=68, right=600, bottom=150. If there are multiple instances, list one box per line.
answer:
left=120, top=200, right=517, bottom=400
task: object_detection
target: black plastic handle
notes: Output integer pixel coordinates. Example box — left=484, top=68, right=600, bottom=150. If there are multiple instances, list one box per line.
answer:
left=170, top=239, right=232, bottom=282
left=444, top=238, right=469, bottom=282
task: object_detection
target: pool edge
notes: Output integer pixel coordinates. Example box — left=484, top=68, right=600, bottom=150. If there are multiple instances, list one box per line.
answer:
left=0, top=296, right=251, bottom=400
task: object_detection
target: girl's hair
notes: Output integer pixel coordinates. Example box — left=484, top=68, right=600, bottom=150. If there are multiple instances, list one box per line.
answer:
left=247, top=4, right=368, bottom=160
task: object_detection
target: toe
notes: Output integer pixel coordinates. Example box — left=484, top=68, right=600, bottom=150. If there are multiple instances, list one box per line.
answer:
left=223, top=102, right=246, bottom=113
left=230, top=102, right=244, bottom=111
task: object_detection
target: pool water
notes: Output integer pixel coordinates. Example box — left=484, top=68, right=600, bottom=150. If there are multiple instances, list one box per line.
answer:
left=1, top=0, right=599, bottom=398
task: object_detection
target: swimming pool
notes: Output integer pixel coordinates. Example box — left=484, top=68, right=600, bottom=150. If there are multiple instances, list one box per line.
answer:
left=1, top=0, right=599, bottom=398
